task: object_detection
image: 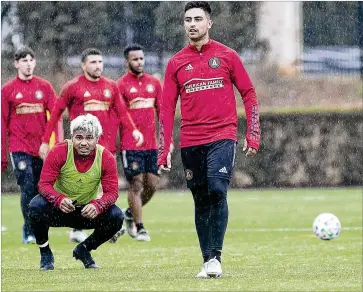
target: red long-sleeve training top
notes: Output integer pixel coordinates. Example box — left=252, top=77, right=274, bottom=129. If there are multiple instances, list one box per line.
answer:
left=158, top=40, right=260, bottom=166
left=116, top=72, right=162, bottom=150
left=38, top=141, right=118, bottom=214
left=1, top=76, right=61, bottom=170
left=42, top=75, right=136, bottom=154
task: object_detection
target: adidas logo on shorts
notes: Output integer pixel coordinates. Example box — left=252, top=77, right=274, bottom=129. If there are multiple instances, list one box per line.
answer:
left=218, top=167, right=228, bottom=174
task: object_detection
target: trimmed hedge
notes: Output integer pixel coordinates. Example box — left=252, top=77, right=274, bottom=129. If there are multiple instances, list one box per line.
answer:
left=162, top=112, right=363, bottom=188
left=2, top=112, right=362, bottom=192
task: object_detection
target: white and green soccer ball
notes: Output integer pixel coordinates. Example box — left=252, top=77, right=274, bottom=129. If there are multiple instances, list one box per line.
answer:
left=313, top=213, right=341, bottom=240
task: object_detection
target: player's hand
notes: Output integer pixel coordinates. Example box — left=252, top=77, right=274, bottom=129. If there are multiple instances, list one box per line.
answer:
left=81, top=204, right=99, bottom=219
left=159, top=150, right=172, bottom=173
left=159, top=164, right=171, bottom=172
left=132, top=129, right=144, bottom=147
left=39, top=143, right=50, bottom=161
left=59, top=198, right=75, bottom=213
left=243, top=138, right=258, bottom=157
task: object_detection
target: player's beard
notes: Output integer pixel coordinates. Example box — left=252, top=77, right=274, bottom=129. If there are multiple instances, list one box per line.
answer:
left=129, top=65, right=143, bottom=76
left=86, top=70, right=101, bottom=81
left=77, top=146, right=92, bottom=156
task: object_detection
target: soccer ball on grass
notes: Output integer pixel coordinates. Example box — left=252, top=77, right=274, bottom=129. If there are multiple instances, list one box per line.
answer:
left=312, top=213, right=341, bottom=240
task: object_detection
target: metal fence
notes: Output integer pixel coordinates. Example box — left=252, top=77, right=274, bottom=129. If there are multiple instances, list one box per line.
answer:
left=66, top=46, right=363, bottom=77
left=302, top=46, right=361, bottom=75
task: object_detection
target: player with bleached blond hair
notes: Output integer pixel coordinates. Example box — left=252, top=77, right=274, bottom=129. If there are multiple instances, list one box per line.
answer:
left=29, top=114, right=123, bottom=270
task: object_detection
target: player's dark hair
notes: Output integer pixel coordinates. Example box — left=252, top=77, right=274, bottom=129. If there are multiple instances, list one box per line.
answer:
left=81, top=48, right=102, bottom=62
left=123, top=44, right=143, bottom=59
left=14, top=47, right=35, bottom=61
left=184, top=1, right=211, bottom=16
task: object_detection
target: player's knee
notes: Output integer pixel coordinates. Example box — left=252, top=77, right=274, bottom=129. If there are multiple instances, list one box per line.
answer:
left=191, top=185, right=209, bottom=208
left=129, top=177, right=144, bottom=194
left=145, top=173, right=159, bottom=191
left=28, top=195, right=47, bottom=219
left=108, top=206, right=123, bottom=231
left=144, top=182, right=157, bottom=195
left=208, top=177, right=228, bottom=203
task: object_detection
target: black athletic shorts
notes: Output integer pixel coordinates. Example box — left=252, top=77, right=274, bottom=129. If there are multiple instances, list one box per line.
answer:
left=121, top=149, right=159, bottom=181
left=180, top=139, right=236, bottom=189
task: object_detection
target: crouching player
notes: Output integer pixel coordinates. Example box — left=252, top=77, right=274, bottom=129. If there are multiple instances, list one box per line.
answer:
left=29, top=114, right=123, bottom=270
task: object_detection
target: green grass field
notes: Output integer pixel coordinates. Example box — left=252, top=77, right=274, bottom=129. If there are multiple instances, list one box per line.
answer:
left=1, top=188, right=362, bottom=291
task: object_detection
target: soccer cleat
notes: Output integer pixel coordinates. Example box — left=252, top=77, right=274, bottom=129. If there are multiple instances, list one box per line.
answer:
left=135, top=228, right=151, bottom=242
left=206, top=258, right=222, bottom=278
left=108, top=227, right=126, bottom=243
left=69, top=229, right=88, bottom=243
left=73, top=243, right=100, bottom=269
left=40, top=252, right=54, bottom=271
left=196, top=263, right=208, bottom=278
left=123, top=209, right=137, bottom=238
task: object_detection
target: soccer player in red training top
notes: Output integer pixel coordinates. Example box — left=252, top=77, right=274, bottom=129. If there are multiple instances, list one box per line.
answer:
left=39, top=48, right=144, bottom=243
left=29, top=114, right=123, bottom=270
left=158, top=1, right=261, bottom=278
left=110, top=44, right=165, bottom=242
left=1, top=47, right=63, bottom=244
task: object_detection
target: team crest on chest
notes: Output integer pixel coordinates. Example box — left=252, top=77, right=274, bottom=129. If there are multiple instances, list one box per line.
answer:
left=84, top=91, right=91, bottom=97
left=130, top=87, right=138, bottom=93
left=208, top=57, right=221, bottom=69
left=35, top=90, right=44, bottom=99
left=15, top=92, right=23, bottom=99
left=146, top=84, right=155, bottom=93
left=103, top=89, right=111, bottom=98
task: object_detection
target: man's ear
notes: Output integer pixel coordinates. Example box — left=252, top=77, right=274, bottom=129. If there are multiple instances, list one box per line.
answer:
left=208, top=19, right=213, bottom=29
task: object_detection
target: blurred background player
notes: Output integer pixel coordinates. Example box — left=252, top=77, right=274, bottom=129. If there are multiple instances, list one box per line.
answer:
left=158, top=1, right=260, bottom=278
left=38, top=48, right=144, bottom=243
left=1, top=108, right=7, bottom=233
left=110, top=44, right=167, bottom=242
left=29, top=114, right=123, bottom=270
left=1, top=46, right=63, bottom=244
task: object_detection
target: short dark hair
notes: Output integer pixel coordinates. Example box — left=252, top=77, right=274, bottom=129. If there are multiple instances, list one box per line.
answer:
left=123, top=44, right=143, bottom=59
left=184, top=1, right=211, bottom=16
left=81, top=48, right=102, bottom=62
left=14, top=47, right=35, bottom=61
